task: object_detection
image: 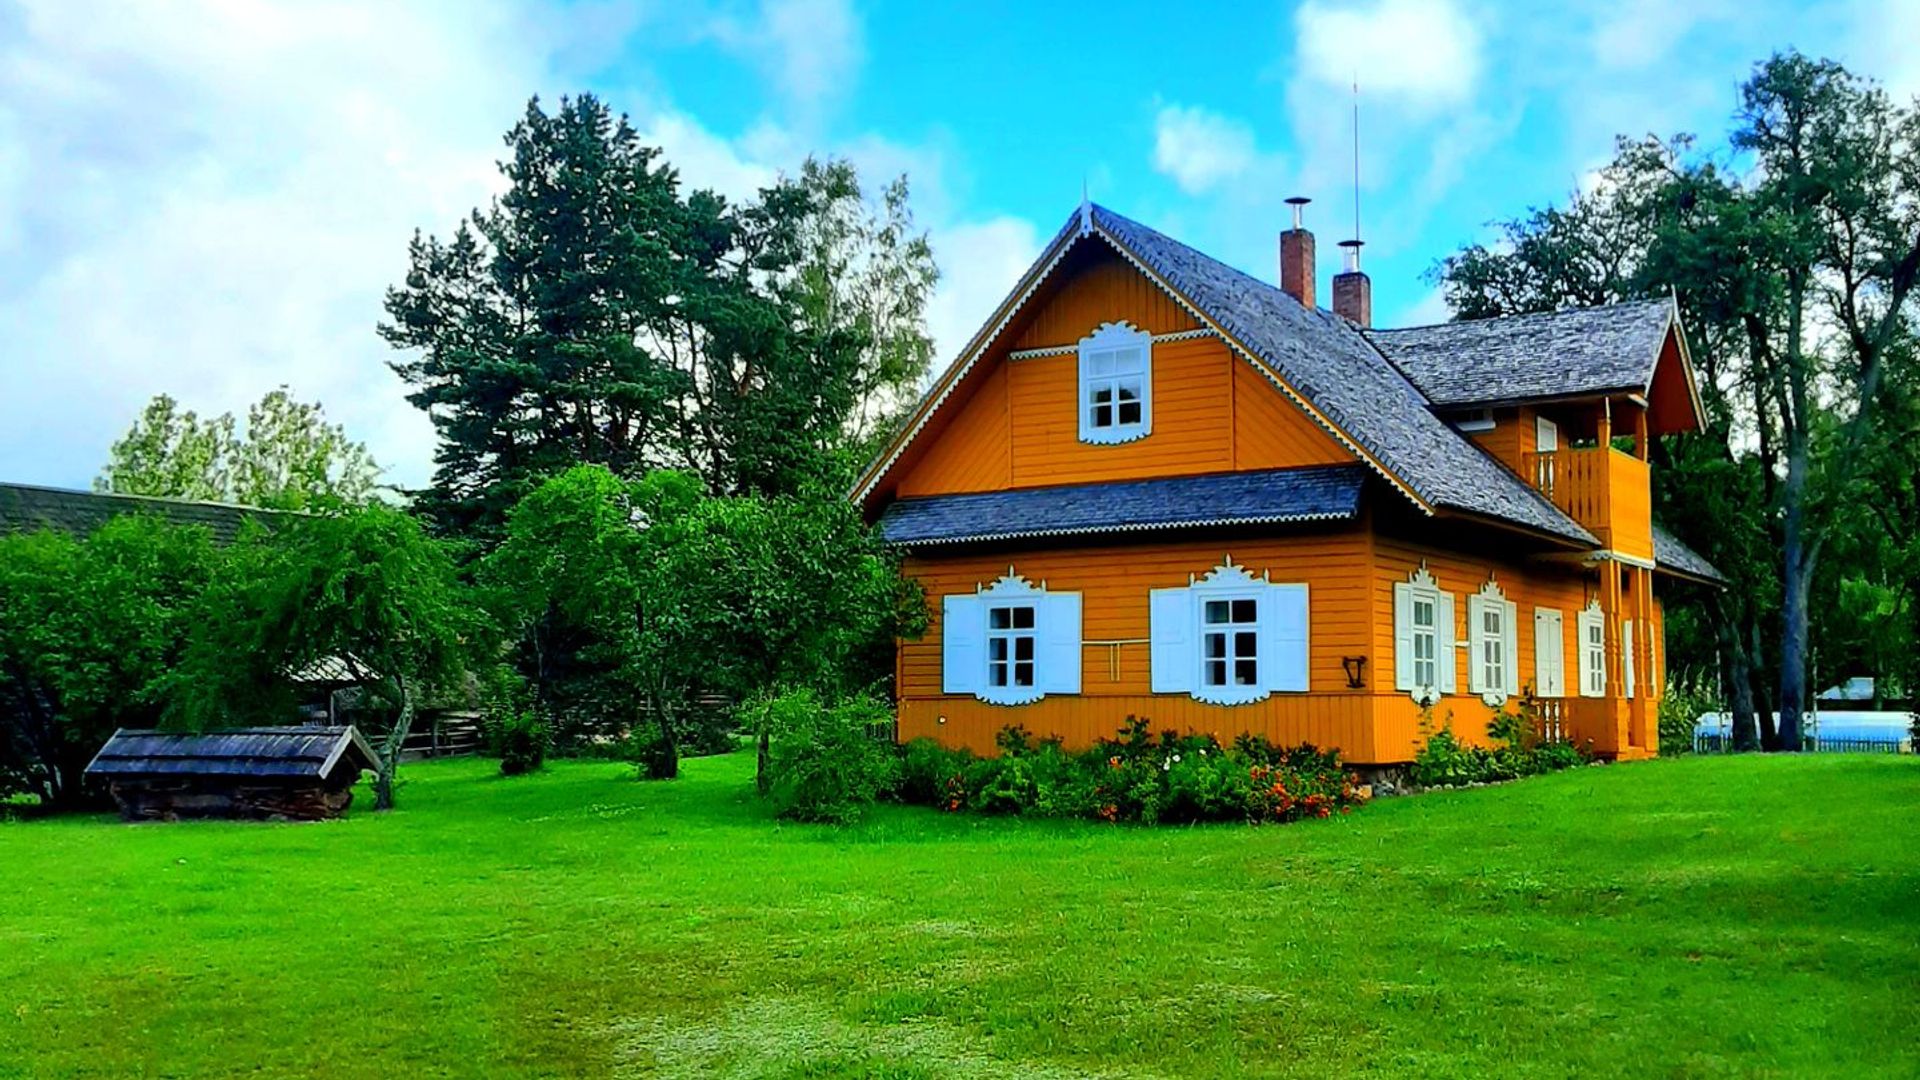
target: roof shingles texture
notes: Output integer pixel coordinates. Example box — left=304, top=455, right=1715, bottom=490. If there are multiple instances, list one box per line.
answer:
left=84, top=727, right=378, bottom=780
left=1651, top=524, right=1726, bottom=584
left=1368, top=298, right=1675, bottom=408
left=0, top=483, right=274, bottom=544
left=1089, top=206, right=1596, bottom=546
left=877, top=464, right=1366, bottom=546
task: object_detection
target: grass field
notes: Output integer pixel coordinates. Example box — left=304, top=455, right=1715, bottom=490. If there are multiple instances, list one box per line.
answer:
left=1, top=752, right=1916, bottom=1078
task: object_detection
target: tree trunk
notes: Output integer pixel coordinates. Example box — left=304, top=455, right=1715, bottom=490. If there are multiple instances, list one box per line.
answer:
left=1718, top=612, right=1759, bottom=751
left=373, top=674, right=415, bottom=811
left=1777, top=458, right=1811, bottom=752
left=756, top=723, right=771, bottom=796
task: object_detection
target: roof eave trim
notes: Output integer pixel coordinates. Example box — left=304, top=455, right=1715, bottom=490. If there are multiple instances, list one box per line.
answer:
left=880, top=508, right=1359, bottom=548
left=1432, top=506, right=1598, bottom=551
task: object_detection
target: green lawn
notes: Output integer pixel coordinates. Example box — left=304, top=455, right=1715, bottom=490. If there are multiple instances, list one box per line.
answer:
left=1, top=753, right=1915, bottom=1078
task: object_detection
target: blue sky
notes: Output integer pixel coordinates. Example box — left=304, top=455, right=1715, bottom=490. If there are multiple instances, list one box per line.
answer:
left=2, top=0, right=1915, bottom=491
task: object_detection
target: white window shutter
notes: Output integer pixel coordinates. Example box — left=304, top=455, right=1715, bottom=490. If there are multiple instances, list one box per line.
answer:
left=1503, top=600, right=1520, bottom=697
left=1623, top=619, right=1636, bottom=699
left=1535, top=609, right=1562, bottom=698
left=1437, top=591, right=1458, bottom=694
left=1466, top=595, right=1487, bottom=694
left=1149, top=586, right=1194, bottom=694
left=1265, top=583, right=1309, bottom=692
left=1393, top=582, right=1415, bottom=691
left=1040, top=592, right=1082, bottom=695
left=1578, top=609, right=1604, bottom=698
left=941, top=594, right=984, bottom=695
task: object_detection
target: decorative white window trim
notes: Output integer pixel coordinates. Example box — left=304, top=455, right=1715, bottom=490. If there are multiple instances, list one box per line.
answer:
left=1078, top=321, right=1152, bottom=445
left=1577, top=599, right=1607, bottom=698
left=1393, top=565, right=1456, bottom=705
left=1467, top=578, right=1520, bottom=707
left=941, top=569, right=1081, bottom=706
left=1150, top=556, right=1308, bottom=706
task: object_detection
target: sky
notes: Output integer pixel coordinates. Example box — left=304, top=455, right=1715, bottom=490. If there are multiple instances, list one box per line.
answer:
left=2, top=0, right=1917, bottom=492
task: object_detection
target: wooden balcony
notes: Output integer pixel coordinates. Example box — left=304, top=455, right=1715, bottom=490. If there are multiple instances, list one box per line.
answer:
left=1520, top=446, right=1652, bottom=559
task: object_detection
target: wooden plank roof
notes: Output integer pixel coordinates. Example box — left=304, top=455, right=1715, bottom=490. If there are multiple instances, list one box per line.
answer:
left=84, top=727, right=379, bottom=781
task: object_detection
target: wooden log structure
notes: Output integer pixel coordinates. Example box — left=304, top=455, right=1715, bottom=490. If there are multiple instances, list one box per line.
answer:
left=84, top=727, right=379, bottom=822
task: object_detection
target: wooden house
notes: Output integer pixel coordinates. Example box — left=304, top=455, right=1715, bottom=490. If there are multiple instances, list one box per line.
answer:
left=85, top=727, right=378, bottom=821
left=856, top=202, right=1722, bottom=764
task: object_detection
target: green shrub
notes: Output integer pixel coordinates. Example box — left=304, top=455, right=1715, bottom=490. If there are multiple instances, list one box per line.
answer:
left=495, top=710, right=549, bottom=776
left=762, top=690, right=899, bottom=824
left=895, top=719, right=1367, bottom=826
left=1410, top=704, right=1588, bottom=788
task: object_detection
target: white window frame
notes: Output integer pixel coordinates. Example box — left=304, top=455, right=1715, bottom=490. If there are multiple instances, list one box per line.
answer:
left=1468, top=578, right=1520, bottom=707
left=1150, top=557, right=1308, bottom=705
left=985, top=601, right=1038, bottom=696
left=1623, top=618, right=1637, bottom=700
left=1198, top=590, right=1265, bottom=702
left=1577, top=601, right=1607, bottom=698
left=942, top=570, right=1081, bottom=706
left=1077, top=321, right=1152, bottom=445
left=1394, top=566, right=1457, bottom=705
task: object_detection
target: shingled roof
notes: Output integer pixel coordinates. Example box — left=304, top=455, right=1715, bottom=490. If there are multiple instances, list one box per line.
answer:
left=1085, top=206, right=1593, bottom=545
left=1368, top=298, right=1676, bottom=408
left=85, top=727, right=378, bottom=781
left=877, top=464, right=1366, bottom=546
left=1652, top=524, right=1726, bottom=584
left=0, top=482, right=275, bottom=544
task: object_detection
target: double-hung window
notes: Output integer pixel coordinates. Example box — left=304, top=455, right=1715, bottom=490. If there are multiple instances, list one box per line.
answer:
left=1078, top=322, right=1152, bottom=444
left=987, top=604, right=1036, bottom=691
left=1150, top=558, right=1307, bottom=705
left=1202, top=597, right=1261, bottom=691
left=1468, top=580, right=1519, bottom=705
left=1394, top=566, right=1456, bottom=704
left=1577, top=602, right=1607, bottom=697
left=942, top=571, right=1081, bottom=706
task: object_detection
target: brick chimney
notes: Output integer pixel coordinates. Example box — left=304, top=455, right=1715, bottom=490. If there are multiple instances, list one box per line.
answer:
left=1333, top=240, right=1371, bottom=327
left=1279, top=196, right=1315, bottom=308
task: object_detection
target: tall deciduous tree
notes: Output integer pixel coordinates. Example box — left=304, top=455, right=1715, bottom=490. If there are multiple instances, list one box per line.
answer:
left=171, top=506, right=483, bottom=809
left=0, top=517, right=220, bottom=807
left=97, top=389, right=380, bottom=511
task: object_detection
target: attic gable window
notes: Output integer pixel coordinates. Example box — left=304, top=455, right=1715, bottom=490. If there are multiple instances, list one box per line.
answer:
left=942, top=569, right=1082, bottom=706
left=1078, top=321, right=1152, bottom=444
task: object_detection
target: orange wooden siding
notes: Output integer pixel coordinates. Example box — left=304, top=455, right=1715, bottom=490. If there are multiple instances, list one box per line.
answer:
left=1231, top=361, right=1352, bottom=469
left=1011, top=253, right=1199, bottom=348
left=1368, top=534, right=1592, bottom=761
left=895, top=248, right=1351, bottom=497
left=899, top=531, right=1378, bottom=759
left=896, top=363, right=1010, bottom=497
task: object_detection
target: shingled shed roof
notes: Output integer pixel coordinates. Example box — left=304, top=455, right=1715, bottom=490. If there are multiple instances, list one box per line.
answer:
left=877, top=464, right=1366, bottom=547
left=85, top=727, right=378, bottom=781
left=1086, top=206, right=1594, bottom=545
left=1652, top=524, right=1726, bottom=585
left=1368, top=298, right=1678, bottom=409
left=0, top=482, right=275, bottom=544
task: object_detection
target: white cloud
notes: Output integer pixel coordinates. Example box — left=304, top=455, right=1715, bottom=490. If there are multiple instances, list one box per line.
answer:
left=0, top=0, right=596, bottom=491
left=1293, top=0, right=1482, bottom=106
left=924, top=217, right=1044, bottom=372
left=708, top=0, right=864, bottom=122
left=1151, top=105, right=1266, bottom=195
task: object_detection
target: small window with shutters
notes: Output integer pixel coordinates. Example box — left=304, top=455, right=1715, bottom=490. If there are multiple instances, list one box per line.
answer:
left=1577, top=601, right=1607, bottom=698
left=1078, top=321, right=1152, bottom=444
left=1149, top=557, right=1307, bottom=705
left=1394, top=565, right=1456, bottom=704
left=942, top=569, right=1081, bottom=706
left=1467, top=578, right=1520, bottom=706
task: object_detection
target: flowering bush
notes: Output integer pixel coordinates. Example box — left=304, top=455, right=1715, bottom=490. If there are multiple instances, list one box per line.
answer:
left=891, top=719, right=1367, bottom=825
left=1410, top=700, right=1590, bottom=788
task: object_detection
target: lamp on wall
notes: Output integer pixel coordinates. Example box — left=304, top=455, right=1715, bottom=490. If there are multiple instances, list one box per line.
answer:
left=1341, top=655, right=1367, bottom=689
